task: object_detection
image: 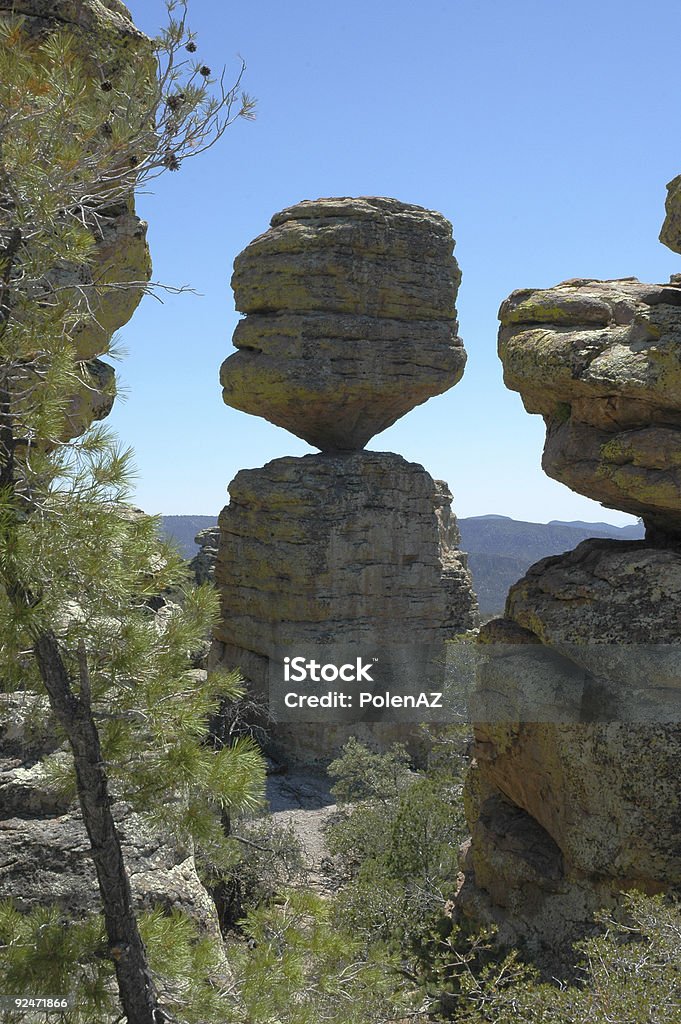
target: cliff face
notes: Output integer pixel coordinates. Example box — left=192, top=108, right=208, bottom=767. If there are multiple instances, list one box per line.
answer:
left=214, top=197, right=478, bottom=763
left=460, top=267, right=681, bottom=960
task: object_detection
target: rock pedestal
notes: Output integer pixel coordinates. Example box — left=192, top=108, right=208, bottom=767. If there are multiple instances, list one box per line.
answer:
left=460, top=269, right=681, bottom=962
left=214, top=198, right=478, bottom=762
left=214, top=452, right=476, bottom=679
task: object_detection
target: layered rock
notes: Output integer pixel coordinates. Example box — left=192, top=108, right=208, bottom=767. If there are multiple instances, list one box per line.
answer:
left=214, top=452, right=477, bottom=687
left=499, top=277, right=681, bottom=539
left=221, top=197, right=465, bottom=450
left=215, top=199, right=477, bottom=761
left=0, top=706, right=221, bottom=938
left=460, top=268, right=681, bottom=964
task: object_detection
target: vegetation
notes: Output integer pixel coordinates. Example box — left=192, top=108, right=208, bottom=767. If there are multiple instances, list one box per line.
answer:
left=0, top=3, right=259, bottom=1022
left=0, top=2, right=678, bottom=1022
left=227, top=741, right=681, bottom=1024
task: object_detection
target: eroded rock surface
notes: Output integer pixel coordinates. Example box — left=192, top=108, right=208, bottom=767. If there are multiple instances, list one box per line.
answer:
left=460, top=269, right=681, bottom=963
left=215, top=451, right=477, bottom=673
left=212, top=451, right=478, bottom=761
left=0, top=698, right=222, bottom=938
left=499, top=277, right=681, bottom=539
left=221, top=197, right=465, bottom=450
left=460, top=541, right=681, bottom=958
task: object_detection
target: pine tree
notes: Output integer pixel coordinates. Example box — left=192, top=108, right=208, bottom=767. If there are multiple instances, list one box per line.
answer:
left=0, top=5, right=259, bottom=1022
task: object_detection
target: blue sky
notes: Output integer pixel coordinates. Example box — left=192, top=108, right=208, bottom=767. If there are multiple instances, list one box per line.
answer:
left=116, top=0, right=681, bottom=524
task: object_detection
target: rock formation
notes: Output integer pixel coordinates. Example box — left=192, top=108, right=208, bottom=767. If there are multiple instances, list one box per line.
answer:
left=214, top=198, right=478, bottom=762
left=0, top=0, right=153, bottom=440
left=191, top=526, right=221, bottom=585
left=0, top=694, right=222, bottom=939
left=499, top=277, right=681, bottom=540
left=221, top=198, right=466, bottom=450
left=460, top=265, right=681, bottom=960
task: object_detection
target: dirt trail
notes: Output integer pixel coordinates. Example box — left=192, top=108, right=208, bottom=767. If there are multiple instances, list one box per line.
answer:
left=265, top=769, right=338, bottom=893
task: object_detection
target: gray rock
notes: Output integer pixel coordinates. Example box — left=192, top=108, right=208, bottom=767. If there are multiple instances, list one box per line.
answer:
left=221, top=197, right=466, bottom=450
left=498, top=277, right=681, bottom=539
left=212, top=451, right=478, bottom=762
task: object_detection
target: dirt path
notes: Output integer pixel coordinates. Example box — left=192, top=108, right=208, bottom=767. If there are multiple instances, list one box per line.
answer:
left=265, top=769, right=338, bottom=893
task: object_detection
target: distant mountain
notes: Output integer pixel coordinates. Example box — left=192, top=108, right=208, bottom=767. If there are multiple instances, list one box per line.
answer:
left=459, top=515, right=644, bottom=614
left=160, top=514, right=645, bottom=616
left=160, top=516, right=217, bottom=558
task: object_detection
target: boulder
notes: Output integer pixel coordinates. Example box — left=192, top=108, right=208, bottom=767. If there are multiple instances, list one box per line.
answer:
left=221, top=197, right=466, bottom=450
left=499, top=277, right=681, bottom=539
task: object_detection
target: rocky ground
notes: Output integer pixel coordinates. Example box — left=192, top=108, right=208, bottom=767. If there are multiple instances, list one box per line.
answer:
left=265, top=768, right=338, bottom=894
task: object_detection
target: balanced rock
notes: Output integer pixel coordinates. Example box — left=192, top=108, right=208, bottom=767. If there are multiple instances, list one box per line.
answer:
left=499, top=277, right=681, bottom=539
left=221, top=198, right=466, bottom=450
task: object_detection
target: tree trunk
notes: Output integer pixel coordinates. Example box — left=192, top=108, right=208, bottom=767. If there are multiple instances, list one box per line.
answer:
left=33, top=630, right=170, bottom=1024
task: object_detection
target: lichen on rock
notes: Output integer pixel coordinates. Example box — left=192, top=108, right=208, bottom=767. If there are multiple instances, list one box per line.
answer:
left=459, top=267, right=681, bottom=965
left=214, top=198, right=477, bottom=762
left=221, top=197, right=465, bottom=450
left=499, top=276, right=681, bottom=540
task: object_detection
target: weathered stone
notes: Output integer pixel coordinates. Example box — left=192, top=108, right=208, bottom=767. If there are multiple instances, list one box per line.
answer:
left=232, top=197, right=461, bottom=319
left=212, top=451, right=478, bottom=761
left=459, top=539, right=681, bottom=960
left=660, top=175, right=681, bottom=254
left=215, top=451, right=476, bottom=659
left=68, top=200, right=152, bottom=362
left=0, top=1, right=154, bottom=84
left=64, top=358, right=116, bottom=439
left=190, top=526, right=220, bottom=586
left=459, top=266, right=681, bottom=963
left=221, top=198, right=465, bottom=450
left=0, top=803, right=222, bottom=936
left=499, top=277, right=681, bottom=538
left=0, top=697, right=222, bottom=938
